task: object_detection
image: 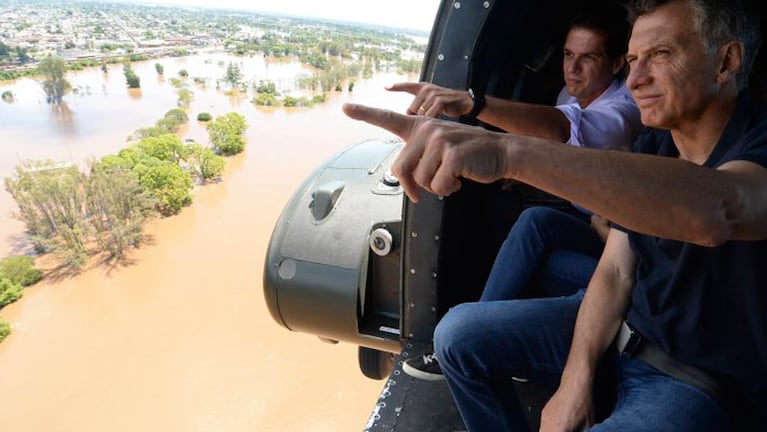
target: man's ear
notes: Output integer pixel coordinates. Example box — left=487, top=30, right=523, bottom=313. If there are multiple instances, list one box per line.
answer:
left=716, top=41, right=743, bottom=85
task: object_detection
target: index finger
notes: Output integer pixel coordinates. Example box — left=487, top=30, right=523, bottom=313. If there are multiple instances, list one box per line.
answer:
left=385, top=82, right=424, bottom=96
left=342, top=103, right=415, bottom=142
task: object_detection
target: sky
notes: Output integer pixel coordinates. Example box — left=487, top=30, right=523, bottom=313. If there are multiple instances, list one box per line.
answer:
left=124, top=0, right=441, bottom=32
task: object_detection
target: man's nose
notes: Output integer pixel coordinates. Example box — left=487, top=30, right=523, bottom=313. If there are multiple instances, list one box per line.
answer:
left=566, top=58, right=581, bottom=73
left=627, top=59, right=650, bottom=90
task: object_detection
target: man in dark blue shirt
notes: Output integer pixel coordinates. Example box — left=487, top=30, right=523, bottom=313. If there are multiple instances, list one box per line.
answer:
left=344, top=0, right=765, bottom=430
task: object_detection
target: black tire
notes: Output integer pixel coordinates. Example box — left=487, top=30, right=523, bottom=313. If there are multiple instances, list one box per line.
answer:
left=358, top=347, right=395, bottom=380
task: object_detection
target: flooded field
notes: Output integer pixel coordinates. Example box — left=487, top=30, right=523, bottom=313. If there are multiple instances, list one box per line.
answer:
left=0, top=53, right=414, bottom=431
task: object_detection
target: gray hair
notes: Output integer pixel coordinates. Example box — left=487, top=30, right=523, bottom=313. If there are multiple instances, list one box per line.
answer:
left=629, top=0, right=761, bottom=89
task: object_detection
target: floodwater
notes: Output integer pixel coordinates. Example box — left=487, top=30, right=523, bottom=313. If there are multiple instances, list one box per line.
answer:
left=0, top=53, right=415, bottom=431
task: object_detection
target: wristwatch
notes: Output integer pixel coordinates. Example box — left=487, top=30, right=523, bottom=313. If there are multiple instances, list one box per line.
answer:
left=463, top=88, right=486, bottom=120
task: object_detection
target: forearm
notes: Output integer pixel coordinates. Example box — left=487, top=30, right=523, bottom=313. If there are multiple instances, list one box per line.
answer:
left=479, top=96, right=570, bottom=142
left=563, top=275, right=630, bottom=385
left=560, top=238, right=634, bottom=388
left=502, top=135, right=752, bottom=245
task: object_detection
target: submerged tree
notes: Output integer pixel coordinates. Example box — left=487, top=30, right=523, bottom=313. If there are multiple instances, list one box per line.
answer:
left=186, top=143, right=225, bottom=182
left=207, top=112, right=248, bottom=156
left=4, top=161, right=88, bottom=268
left=223, top=62, right=242, bottom=88
left=123, top=63, right=141, bottom=88
left=38, top=56, right=71, bottom=104
left=86, top=162, right=157, bottom=258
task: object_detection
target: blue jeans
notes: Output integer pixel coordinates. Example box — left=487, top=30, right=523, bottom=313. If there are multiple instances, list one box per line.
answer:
left=433, top=296, right=730, bottom=431
left=481, top=207, right=603, bottom=302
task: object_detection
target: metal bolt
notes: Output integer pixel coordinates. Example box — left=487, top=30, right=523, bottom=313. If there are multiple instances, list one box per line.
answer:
left=411, top=232, right=418, bottom=238
left=483, top=1, right=491, bottom=8
left=454, top=1, right=461, bottom=8
left=463, top=55, right=469, bottom=60
left=409, top=302, right=415, bottom=308
left=438, top=53, right=445, bottom=61
left=410, top=268, right=416, bottom=274
left=431, top=306, right=437, bottom=312
left=434, top=234, right=440, bottom=241
left=431, top=272, right=438, bottom=278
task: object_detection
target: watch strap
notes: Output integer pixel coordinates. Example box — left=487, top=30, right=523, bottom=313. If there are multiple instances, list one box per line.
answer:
left=464, top=88, right=486, bottom=120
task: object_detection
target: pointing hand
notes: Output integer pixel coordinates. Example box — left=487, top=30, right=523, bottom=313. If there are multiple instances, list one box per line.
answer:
left=343, top=103, right=513, bottom=202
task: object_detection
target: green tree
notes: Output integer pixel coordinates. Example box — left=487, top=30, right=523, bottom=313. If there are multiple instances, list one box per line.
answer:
left=136, top=162, right=193, bottom=215
left=254, top=80, right=277, bottom=95
left=0, top=278, right=23, bottom=307
left=207, top=113, right=248, bottom=156
left=123, top=64, right=141, bottom=89
left=196, top=112, right=212, bottom=122
left=224, top=62, right=242, bottom=88
left=4, top=162, right=88, bottom=268
left=0, top=255, right=42, bottom=286
left=38, top=56, right=70, bottom=104
left=177, top=88, right=193, bottom=108
left=131, top=126, right=170, bottom=140
left=136, top=134, right=188, bottom=164
left=155, top=63, right=164, bottom=75
left=16, top=48, right=30, bottom=64
left=187, top=144, right=225, bottom=182
left=86, top=162, right=157, bottom=258
left=178, top=69, right=188, bottom=77
left=151, top=108, right=189, bottom=134
left=0, top=319, right=10, bottom=343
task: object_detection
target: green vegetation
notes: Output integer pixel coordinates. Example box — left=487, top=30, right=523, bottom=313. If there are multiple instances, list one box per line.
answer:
left=176, top=88, right=194, bottom=108
left=178, top=69, right=188, bottom=78
left=0, top=255, right=43, bottom=287
left=155, top=63, right=164, bottom=75
left=196, top=112, right=212, bottom=122
left=186, top=143, right=225, bottom=182
left=0, top=253, right=43, bottom=342
left=168, top=77, right=184, bottom=88
left=1, top=90, right=13, bottom=102
left=132, top=108, right=189, bottom=140
left=224, top=62, right=242, bottom=88
left=206, top=113, right=248, bottom=156
left=38, top=56, right=71, bottom=104
left=3, top=104, right=241, bottom=269
left=123, top=64, right=141, bottom=88
left=0, top=319, right=10, bottom=344
left=0, top=278, right=23, bottom=308
left=87, top=162, right=157, bottom=257
left=4, top=162, right=88, bottom=267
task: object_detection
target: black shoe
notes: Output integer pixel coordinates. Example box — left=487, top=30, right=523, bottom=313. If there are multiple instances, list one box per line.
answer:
left=402, top=352, right=444, bottom=381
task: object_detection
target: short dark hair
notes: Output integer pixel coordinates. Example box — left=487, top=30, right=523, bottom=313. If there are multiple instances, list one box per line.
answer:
left=628, top=0, right=761, bottom=89
left=568, top=5, right=630, bottom=59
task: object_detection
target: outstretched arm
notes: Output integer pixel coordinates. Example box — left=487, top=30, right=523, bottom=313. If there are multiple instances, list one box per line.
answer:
left=540, top=229, right=636, bottom=432
left=343, top=103, right=767, bottom=245
left=387, top=82, right=570, bottom=142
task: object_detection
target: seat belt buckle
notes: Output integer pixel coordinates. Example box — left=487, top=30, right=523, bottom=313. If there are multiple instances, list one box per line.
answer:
left=616, top=321, right=642, bottom=356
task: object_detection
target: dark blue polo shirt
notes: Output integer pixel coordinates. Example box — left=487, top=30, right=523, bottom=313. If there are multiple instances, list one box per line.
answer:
left=620, top=93, right=767, bottom=413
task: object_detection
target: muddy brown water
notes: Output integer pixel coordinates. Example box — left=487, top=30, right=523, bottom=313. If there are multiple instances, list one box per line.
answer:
left=0, top=53, right=415, bottom=431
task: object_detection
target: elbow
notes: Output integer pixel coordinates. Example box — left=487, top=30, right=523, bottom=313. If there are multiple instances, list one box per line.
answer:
left=695, top=225, right=731, bottom=247
left=687, top=200, right=740, bottom=247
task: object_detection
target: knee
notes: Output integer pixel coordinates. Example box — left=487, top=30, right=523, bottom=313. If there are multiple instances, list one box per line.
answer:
left=434, top=303, right=482, bottom=363
left=517, top=206, right=562, bottom=227
left=505, top=207, right=562, bottom=243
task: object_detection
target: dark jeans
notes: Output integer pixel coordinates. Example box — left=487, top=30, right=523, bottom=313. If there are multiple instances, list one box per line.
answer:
left=480, top=206, right=603, bottom=302
left=434, top=295, right=730, bottom=431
